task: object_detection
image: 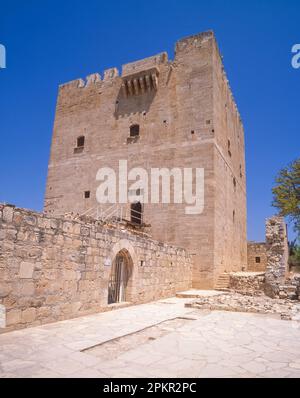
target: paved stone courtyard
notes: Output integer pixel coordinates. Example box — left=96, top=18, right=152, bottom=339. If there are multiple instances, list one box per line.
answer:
left=1, top=295, right=300, bottom=378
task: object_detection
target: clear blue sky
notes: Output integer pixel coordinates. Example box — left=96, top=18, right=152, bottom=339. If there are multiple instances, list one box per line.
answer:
left=0, top=0, right=299, bottom=241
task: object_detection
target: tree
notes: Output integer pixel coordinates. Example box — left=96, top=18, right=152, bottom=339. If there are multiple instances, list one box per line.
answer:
left=289, top=239, right=300, bottom=267
left=272, top=158, right=300, bottom=237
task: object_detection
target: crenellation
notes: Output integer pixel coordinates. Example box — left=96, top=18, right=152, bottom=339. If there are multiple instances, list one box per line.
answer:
left=103, top=67, right=119, bottom=80
left=86, top=72, right=101, bottom=85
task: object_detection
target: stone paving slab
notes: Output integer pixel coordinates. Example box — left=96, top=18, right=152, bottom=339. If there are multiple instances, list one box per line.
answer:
left=176, top=289, right=226, bottom=298
left=0, top=296, right=300, bottom=378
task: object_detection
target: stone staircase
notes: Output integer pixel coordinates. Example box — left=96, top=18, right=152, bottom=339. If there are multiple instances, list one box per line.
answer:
left=215, top=273, right=231, bottom=291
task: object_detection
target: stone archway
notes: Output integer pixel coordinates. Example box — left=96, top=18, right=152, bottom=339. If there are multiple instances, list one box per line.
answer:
left=108, top=240, right=137, bottom=304
left=108, top=250, right=133, bottom=304
left=108, top=239, right=138, bottom=304
left=110, top=239, right=138, bottom=267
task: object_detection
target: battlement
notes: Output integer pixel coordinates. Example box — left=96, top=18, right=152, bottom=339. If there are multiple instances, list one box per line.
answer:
left=59, top=66, right=120, bottom=91
left=56, top=31, right=240, bottom=125
left=59, top=52, right=169, bottom=92
left=58, top=31, right=217, bottom=92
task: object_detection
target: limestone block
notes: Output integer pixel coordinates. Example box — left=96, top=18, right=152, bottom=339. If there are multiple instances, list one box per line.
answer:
left=6, top=309, right=21, bottom=326
left=3, top=206, right=14, bottom=223
left=37, top=306, right=52, bottom=319
left=13, top=212, right=23, bottom=225
left=63, top=221, right=73, bottom=233
left=24, top=215, right=37, bottom=226
left=20, top=281, right=35, bottom=296
left=0, top=283, right=11, bottom=298
left=37, top=217, right=51, bottom=229
left=80, top=226, right=90, bottom=237
left=19, top=262, right=35, bottom=279
left=21, top=308, right=36, bottom=323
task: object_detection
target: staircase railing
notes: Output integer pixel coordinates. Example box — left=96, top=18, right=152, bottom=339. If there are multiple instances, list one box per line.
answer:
left=75, top=203, right=144, bottom=226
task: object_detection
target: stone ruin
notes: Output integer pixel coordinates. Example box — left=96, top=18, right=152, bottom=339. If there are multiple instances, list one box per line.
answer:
left=225, top=216, right=300, bottom=302
left=265, top=216, right=300, bottom=300
left=187, top=216, right=300, bottom=321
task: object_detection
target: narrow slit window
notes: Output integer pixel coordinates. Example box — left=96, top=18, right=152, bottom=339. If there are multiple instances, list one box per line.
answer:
left=228, top=139, right=232, bottom=157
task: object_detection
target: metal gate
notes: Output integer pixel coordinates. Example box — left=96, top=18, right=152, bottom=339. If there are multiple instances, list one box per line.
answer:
left=108, top=253, right=128, bottom=304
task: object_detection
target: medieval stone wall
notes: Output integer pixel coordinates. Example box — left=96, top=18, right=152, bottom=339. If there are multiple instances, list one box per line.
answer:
left=247, top=242, right=267, bottom=272
left=0, top=204, right=192, bottom=332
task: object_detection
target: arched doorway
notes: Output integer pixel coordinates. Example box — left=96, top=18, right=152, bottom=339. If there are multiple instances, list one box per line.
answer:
left=108, top=250, right=132, bottom=304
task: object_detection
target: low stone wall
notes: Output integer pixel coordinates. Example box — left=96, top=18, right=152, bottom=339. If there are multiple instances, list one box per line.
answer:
left=186, top=292, right=300, bottom=321
left=276, top=274, right=300, bottom=300
left=229, top=272, right=265, bottom=296
left=247, top=242, right=267, bottom=272
left=0, top=204, right=192, bottom=332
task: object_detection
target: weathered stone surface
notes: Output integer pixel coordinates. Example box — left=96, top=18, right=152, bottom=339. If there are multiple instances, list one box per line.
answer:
left=3, top=206, right=14, bottom=223
left=1, top=298, right=300, bottom=378
left=6, top=309, right=21, bottom=326
left=265, top=217, right=289, bottom=298
left=229, top=272, right=265, bottom=296
left=19, top=262, right=35, bottom=279
left=0, top=205, right=192, bottom=332
left=187, top=292, right=300, bottom=321
left=21, top=308, right=36, bottom=323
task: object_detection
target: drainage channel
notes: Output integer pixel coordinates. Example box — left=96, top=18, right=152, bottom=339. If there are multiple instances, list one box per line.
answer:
left=82, top=317, right=196, bottom=360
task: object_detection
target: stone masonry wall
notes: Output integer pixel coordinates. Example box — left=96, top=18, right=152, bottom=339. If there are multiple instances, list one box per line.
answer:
left=229, top=272, right=265, bottom=296
left=247, top=242, right=267, bottom=272
left=265, top=216, right=289, bottom=298
left=0, top=204, right=192, bottom=332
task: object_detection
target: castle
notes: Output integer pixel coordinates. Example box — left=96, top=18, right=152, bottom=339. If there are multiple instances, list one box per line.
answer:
left=0, top=31, right=251, bottom=332
left=45, top=31, right=247, bottom=289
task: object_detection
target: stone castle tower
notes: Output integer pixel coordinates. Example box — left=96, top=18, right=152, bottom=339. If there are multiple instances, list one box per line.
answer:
left=45, top=31, right=247, bottom=289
